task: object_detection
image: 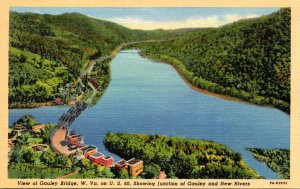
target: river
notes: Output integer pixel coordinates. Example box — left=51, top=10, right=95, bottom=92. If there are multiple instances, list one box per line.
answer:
left=9, top=50, right=290, bottom=179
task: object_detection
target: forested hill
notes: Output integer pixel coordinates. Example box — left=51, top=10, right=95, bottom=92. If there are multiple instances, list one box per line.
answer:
left=9, top=12, right=169, bottom=105
left=134, top=9, right=290, bottom=112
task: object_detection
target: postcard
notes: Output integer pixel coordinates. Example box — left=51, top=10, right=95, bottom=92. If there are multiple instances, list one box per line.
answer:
left=0, top=0, right=299, bottom=188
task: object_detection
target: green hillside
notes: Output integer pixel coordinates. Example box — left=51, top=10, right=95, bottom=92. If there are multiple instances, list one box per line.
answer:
left=247, top=148, right=290, bottom=179
left=9, top=9, right=290, bottom=112
left=9, top=12, right=169, bottom=106
left=132, top=9, right=290, bottom=112
left=104, top=132, right=260, bottom=179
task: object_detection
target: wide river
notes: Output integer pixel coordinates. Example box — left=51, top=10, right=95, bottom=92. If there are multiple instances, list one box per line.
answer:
left=9, top=50, right=290, bottom=179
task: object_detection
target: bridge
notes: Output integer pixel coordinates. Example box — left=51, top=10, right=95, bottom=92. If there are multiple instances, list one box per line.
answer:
left=57, top=101, right=88, bottom=130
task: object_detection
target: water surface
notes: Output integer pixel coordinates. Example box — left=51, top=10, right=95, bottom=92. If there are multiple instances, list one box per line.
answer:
left=9, top=50, right=290, bottom=179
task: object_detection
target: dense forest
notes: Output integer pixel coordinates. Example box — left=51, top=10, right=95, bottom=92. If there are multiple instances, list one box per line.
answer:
left=247, top=148, right=290, bottom=179
left=104, top=132, right=260, bottom=179
left=10, top=9, right=290, bottom=112
left=131, top=8, right=290, bottom=112
left=9, top=12, right=169, bottom=106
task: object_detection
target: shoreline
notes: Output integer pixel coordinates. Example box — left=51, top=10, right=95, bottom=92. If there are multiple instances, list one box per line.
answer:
left=9, top=102, right=55, bottom=109
left=137, top=51, right=289, bottom=114
left=9, top=45, right=289, bottom=115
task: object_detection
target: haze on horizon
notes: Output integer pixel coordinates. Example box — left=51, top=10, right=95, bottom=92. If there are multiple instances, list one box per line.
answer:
left=11, top=7, right=279, bottom=30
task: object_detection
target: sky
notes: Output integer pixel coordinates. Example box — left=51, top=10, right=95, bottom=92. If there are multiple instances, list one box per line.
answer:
left=10, top=7, right=279, bottom=30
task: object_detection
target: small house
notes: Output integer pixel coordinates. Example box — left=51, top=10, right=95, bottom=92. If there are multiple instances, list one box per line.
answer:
left=54, top=98, right=63, bottom=104
left=127, top=158, right=144, bottom=177
left=32, top=124, right=46, bottom=132
left=68, top=99, right=76, bottom=105
left=115, top=159, right=128, bottom=169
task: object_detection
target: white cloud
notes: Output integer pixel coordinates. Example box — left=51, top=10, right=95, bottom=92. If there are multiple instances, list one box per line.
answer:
left=31, top=10, right=42, bottom=14
left=107, top=14, right=260, bottom=30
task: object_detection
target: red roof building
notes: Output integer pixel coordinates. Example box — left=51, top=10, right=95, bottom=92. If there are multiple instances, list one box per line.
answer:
left=80, top=145, right=97, bottom=158
left=54, top=98, right=62, bottom=104
left=88, top=152, right=104, bottom=164
left=115, top=159, right=128, bottom=169
left=88, top=152, right=114, bottom=167
left=98, top=156, right=114, bottom=167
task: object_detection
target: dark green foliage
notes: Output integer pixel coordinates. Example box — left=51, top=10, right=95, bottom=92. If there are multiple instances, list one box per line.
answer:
left=9, top=11, right=169, bottom=105
left=9, top=147, right=23, bottom=163
left=247, top=148, right=290, bottom=179
left=133, top=9, right=290, bottom=112
left=13, top=114, right=37, bottom=129
left=104, top=132, right=260, bottom=179
left=8, top=163, right=70, bottom=179
left=142, top=163, right=161, bottom=179
left=116, top=168, right=131, bottom=179
left=40, top=124, right=56, bottom=143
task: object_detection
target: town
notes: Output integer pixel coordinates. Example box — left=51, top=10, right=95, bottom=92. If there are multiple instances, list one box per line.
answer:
left=8, top=114, right=144, bottom=178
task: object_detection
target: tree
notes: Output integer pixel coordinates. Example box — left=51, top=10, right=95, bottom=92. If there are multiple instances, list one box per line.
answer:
left=41, top=151, right=56, bottom=165
left=9, top=147, right=23, bottom=163
left=101, top=167, right=115, bottom=178
left=142, top=163, right=161, bottom=179
left=116, top=168, right=130, bottom=179
left=15, top=114, right=37, bottom=129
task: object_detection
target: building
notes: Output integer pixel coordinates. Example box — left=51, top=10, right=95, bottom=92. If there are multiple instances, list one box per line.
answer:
left=32, top=144, right=48, bottom=152
left=54, top=98, right=63, bottom=104
left=115, top=159, right=128, bottom=169
left=88, top=152, right=104, bottom=164
left=126, top=158, right=144, bottom=177
left=115, top=158, right=144, bottom=177
left=32, top=124, right=46, bottom=132
left=13, top=124, right=25, bottom=130
left=67, top=134, right=83, bottom=144
left=69, top=141, right=84, bottom=148
left=67, top=99, right=76, bottom=105
left=88, top=78, right=100, bottom=89
left=98, top=156, right=114, bottom=167
left=80, top=145, right=97, bottom=158
left=88, top=152, right=114, bottom=167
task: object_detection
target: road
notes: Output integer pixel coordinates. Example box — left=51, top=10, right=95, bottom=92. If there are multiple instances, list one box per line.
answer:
left=80, top=55, right=110, bottom=77
left=85, top=81, right=97, bottom=104
left=80, top=39, right=168, bottom=78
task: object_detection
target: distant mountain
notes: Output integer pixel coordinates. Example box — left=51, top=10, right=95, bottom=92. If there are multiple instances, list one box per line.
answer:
left=167, top=27, right=212, bottom=35
left=135, top=8, right=290, bottom=112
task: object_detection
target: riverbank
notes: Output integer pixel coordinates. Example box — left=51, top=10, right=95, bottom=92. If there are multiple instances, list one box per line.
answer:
left=247, top=148, right=290, bottom=179
left=137, top=51, right=289, bottom=114
left=9, top=40, right=169, bottom=110
left=104, top=132, right=261, bottom=179
left=9, top=102, right=54, bottom=109
left=9, top=39, right=289, bottom=113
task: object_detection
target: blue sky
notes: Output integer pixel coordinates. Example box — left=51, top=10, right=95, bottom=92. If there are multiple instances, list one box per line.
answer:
left=11, top=7, right=279, bottom=29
